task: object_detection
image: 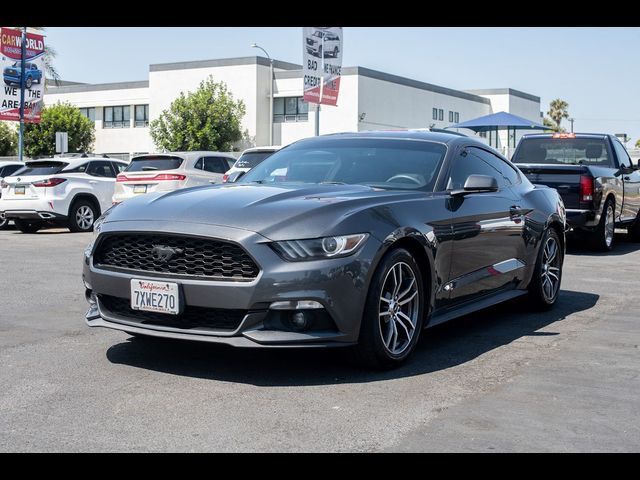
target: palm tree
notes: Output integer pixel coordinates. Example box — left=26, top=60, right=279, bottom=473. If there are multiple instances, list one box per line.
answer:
left=547, top=99, right=569, bottom=132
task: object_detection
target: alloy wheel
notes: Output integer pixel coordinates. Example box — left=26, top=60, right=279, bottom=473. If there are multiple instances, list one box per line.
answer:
left=378, top=261, right=420, bottom=355
left=605, top=204, right=614, bottom=248
left=541, top=236, right=561, bottom=302
left=76, top=205, right=95, bottom=230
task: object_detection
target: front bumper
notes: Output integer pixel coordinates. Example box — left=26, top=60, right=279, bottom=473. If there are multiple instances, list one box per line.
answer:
left=3, top=74, right=20, bottom=83
left=84, top=220, right=380, bottom=347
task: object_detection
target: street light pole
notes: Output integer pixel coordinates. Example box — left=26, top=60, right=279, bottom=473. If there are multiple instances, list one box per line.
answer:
left=569, top=118, right=574, bottom=133
left=251, top=43, right=273, bottom=146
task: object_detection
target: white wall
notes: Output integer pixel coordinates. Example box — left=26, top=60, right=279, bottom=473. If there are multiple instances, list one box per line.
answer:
left=46, top=86, right=152, bottom=156
left=357, top=76, right=491, bottom=132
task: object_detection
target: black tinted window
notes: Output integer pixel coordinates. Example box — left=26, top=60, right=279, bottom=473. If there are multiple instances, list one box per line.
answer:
left=235, top=151, right=276, bottom=169
left=203, top=157, right=228, bottom=174
left=194, top=158, right=204, bottom=170
left=1, top=164, right=23, bottom=177
left=62, top=163, right=88, bottom=174
left=611, top=140, right=632, bottom=168
left=12, top=162, right=68, bottom=176
left=447, top=149, right=503, bottom=190
left=87, top=161, right=115, bottom=178
left=126, top=156, right=183, bottom=172
left=513, top=138, right=612, bottom=167
left=469, top=147, right=520, bottom=186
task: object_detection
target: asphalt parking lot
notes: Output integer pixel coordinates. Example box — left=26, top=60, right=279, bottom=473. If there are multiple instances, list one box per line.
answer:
left=1, top=226, right=639, bottom=452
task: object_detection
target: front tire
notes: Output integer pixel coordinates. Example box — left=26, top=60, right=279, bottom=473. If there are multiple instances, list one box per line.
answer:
left=528, top=228, right=563, bottom=310
left=0, top=212, right=8, bottom=230
left=14, top=219, right=42, bottom=234
left=68, top=200, right=97, bottom=232
left=354, top=248, right=425, bottom=369
left=25, top=77, right=32, bottom=89
left=587, top=197, right=615, bottom=251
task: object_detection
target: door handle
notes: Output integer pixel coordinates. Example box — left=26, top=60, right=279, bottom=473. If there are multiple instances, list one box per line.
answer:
left=89, top=181, right=98, bottom=184
left=209, top=180, right=217, bottom=184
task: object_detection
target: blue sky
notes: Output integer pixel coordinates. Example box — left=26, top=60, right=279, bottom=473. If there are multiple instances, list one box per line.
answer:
left=45, top=27, right=640, bottom=145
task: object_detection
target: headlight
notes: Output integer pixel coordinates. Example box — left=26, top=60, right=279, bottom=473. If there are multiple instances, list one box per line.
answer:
left=271, top=233, right=369, bottom=261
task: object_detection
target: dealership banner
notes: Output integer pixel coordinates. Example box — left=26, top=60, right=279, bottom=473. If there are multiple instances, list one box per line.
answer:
left=303, top=27, right=342, bottom=106
left=0, top=28, right=45, bottom=123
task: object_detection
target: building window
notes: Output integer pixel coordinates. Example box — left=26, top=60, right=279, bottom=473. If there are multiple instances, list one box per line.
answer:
left=134, top=104, right=149, bottom=128
left=274, top=96, right=309, bottom=123
left=454, top=112, right=460, bottom=123
left=438, top=109, right=443, bottom=121
left=432, top=108, right=438, bottom=121
left=103, top=106, right=130, bottom=129
left=79, top=107, right=95, bottom=122
left=449, top=111, right=454, bottom=122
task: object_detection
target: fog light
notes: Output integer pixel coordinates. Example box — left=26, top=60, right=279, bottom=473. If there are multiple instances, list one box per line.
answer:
left=269, top=300, right=324, bottom=310
left=290, top=311, right=309, bottom=331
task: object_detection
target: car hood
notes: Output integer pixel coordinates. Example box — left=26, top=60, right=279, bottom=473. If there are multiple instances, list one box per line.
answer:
left=106, top=183, right=425, bottom=240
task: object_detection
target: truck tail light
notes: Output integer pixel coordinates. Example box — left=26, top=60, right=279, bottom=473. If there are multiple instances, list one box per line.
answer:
left=552, top=133, right=576, bottom=139
left=222, top=174, right=229, bottom=183
left=32, top=178, right=67, bottom=187
left=579, top=175, right=594, bottom=202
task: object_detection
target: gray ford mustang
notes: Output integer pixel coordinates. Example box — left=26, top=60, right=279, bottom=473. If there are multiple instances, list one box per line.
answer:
left=83, top=131, right=566, bottom=368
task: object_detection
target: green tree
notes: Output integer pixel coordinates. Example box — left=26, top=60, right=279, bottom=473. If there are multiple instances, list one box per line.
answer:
left=542, top=117, right=559, bottom=132
left=635, top=139, right=640, bottom=149
left=23, top=102, right=94, bottom=157
left=150, top=77, right=246, bottom=152
left=545, top=98, right=569, bottom=132
left=0, top=121, right=18, bottom=156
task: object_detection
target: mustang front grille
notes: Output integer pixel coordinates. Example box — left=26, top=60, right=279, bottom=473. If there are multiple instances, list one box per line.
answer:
left=93, top=233, right=260, bottom=281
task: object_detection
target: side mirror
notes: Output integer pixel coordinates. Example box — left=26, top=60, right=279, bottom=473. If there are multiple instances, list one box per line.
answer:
left=226, top=170, right=246, bottom=183
left=450, top=174, right=498, bottom=196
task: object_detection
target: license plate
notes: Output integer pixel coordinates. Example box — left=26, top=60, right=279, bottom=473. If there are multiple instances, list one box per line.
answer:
left=14, top=186, right=25, bottom=195
left=130, top=279, right=180, bottom=315
left=133, top=184, right=147, bottom=194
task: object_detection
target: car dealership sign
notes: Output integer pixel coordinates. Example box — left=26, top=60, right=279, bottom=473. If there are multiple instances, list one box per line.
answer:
left=303, top=27, right=342, bottom=106
left=0, top=28, right=45, bottom=123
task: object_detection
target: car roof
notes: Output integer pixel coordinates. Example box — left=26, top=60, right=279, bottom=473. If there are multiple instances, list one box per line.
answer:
left=0, top=160, right=23, bottom=167
left=241, top=146, right=282, bottom=153
left=25, top=157, right=123, bottom=169
left=303, top=129, right=483, bottom=147
left=132, top=151, right=236, bottom=161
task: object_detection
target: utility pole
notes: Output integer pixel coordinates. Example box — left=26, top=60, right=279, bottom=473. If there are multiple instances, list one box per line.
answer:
left=569, top=118, right=574, bottom=133
left=18, top=26, right=26, bottom=162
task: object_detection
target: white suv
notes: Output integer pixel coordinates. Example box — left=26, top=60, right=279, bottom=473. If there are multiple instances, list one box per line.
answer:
left=112, top=151, right=236, bottom=204
left=0, top=157, right=127, bottom=233
left=0, top=160, right=25, bottom=229
left=222, top=146, right=281, bottom=183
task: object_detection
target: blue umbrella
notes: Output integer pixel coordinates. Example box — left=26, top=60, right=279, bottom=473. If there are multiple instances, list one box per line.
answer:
left=447, top=111, right=549, bottom=148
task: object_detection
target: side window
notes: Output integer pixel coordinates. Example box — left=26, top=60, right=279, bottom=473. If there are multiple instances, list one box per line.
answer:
left=63, top=162, right=89, bottom=174
left=1, top=164, right=23, bottom=177
left=225, top=157, right=235, bottom=169
left=203, top=157, right=228, bottom=174
left=469, top=147, right=520, bottom=186
left=111, top=162, right=127, bottom=174
left=87, top=161, right=115, bottom=178
left=193, top=158, right=204, bottom=170
left=612, top=140, right=632, bottom=169
left=446, top=149, right=504, bottom=191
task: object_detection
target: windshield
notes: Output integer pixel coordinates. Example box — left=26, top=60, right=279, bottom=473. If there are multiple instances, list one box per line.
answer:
left=235, top=151, right=277, bottom=169
left=11, top=161, right=68, bottom=176
left=240, top=138, right=447, bottom=191
left=312, top=31, right=324, bottom=38
left=126, top=156, right=183, bottom=172
left=514, top=138, right=612, bottom=167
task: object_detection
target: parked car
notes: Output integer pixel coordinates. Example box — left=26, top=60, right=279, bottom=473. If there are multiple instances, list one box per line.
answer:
left=83, top=131, right=565, bottom=368
left=305, top=30, right=340, bottom=59
left=0, top=161, right=24, bottom=229
left=222, top=146, right=281, bottom=183
left=112, top=152, right=236, bottom=204
left=0, top=157, right=128, bottom=233
left=511, top=133, right=640, bottom=251
left=3, top=61, right=43, bottom=89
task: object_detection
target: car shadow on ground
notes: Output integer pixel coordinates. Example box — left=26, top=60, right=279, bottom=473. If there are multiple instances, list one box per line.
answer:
left=0, top=227, right=74, bottom=235
left=106, top=289, right=598, bottom=386
left=566, top=232, right=640, bottom=257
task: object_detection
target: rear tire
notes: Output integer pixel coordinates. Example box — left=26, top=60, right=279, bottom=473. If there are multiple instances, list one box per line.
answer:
left=587, top=198, right=615, bottom=251
left=14, top=219, right=42, bottom=234
left=25, top=77, right=32, bottom=89
left=353, top=248, right=425, bottom=369
left=528, top=228, right=563, bottom=310
left=68, top=200, right=98, bottom=233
